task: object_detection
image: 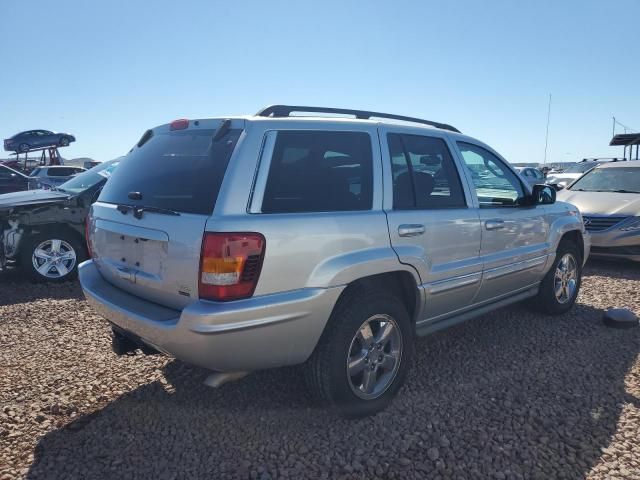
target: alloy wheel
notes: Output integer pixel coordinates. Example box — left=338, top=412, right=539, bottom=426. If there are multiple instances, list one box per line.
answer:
left=32, top=239, right=77, bottom=279
left=554, top=253, right=578, bottom=304
left=346, top=314, right=402, bottom=400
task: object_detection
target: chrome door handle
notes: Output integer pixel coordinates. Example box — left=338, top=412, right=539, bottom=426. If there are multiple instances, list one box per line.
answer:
left=485, top=219, right=505, bottom=230
left=398, top=224, right=425, bottom=237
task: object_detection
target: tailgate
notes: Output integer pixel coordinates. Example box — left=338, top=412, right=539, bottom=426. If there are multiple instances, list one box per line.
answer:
left=89, top=119, right=244, bottom=309
left=91, top=203, right=208, bottom=310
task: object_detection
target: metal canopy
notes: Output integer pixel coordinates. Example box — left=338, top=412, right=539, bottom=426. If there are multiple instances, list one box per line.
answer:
left=610, top=133, right=640, bottom=146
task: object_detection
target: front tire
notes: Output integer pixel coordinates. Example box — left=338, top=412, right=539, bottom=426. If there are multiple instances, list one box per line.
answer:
left=534, top=240, right=582, bottom=315
left=20, top=230, right=86, bottom=282
left=59, top=137, right=70, bottom=147
left=305, top=288, right=414, bottom=418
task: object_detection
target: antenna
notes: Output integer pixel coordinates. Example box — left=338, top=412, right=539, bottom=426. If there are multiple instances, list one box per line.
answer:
left=543, top=94, right=552, bottom=166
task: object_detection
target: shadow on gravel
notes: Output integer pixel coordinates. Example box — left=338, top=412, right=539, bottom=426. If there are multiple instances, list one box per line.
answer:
left=583, top=259, right=640, bottom=281
left=0, top=268, right=83, bottom=306
left=27, top=302, right=639, bottom=479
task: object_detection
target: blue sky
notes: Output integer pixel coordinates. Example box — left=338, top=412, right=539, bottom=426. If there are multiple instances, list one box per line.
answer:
left=1, top=0, right=639, bottom=164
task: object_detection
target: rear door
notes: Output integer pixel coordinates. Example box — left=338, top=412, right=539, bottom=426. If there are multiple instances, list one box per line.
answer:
left=380, top=128, right=482, bottom=322
left=89, top=119, right=244, bottom=309
left=454, top=141, right=549, bottom=303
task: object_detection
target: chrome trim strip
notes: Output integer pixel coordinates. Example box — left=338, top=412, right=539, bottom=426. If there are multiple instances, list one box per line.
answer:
left=424, top=272, right=482, bottom=295
left=189, top=311, right=308, bottom=334
left=483, top=255, right=547, bottom=281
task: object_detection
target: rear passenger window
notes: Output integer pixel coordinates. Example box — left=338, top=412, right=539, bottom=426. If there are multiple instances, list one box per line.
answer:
left=388, top=134, right=466, bottom=209
left=49, top=168, right=74, bottom=177
left=262, top=131, right=373, bottom=213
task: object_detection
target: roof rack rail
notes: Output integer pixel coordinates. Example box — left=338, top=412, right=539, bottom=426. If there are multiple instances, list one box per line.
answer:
left=255, top=105, right=461, bottom=133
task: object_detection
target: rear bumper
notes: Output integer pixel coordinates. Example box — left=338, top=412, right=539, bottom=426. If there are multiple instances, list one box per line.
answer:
left=79, top=260, right=343, bottom=372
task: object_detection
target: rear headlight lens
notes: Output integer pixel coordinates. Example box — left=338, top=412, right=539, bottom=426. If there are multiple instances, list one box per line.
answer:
left=198, top=232, right=265, bottom=301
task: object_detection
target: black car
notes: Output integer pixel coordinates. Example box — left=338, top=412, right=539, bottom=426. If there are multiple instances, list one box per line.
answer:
left=0, top=164, right=30, bottom=194
left=3, top=130, right=76, bottom=153
left=0, top=159, right=120, bottom=282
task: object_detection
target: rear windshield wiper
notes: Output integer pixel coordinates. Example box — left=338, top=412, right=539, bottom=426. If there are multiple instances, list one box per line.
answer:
left=117, top=204, right=180, bottom=219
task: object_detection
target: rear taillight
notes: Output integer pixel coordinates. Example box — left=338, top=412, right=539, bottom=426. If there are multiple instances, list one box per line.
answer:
left=198, top=232, right=265, bottom=301
left=85, top=214, right=93, bottom=258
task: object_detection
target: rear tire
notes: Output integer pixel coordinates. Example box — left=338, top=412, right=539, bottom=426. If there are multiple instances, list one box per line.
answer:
left=20, top=230, right=86, bottom=283
left=19, top=143, right=29, bottom=153
left=305, top=287, right=414, bottom=418
left=533, top=239, right=582, bottom=315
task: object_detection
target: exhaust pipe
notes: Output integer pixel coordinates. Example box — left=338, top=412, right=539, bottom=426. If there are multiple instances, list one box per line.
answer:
left=204, top=371, right=249, bottom=388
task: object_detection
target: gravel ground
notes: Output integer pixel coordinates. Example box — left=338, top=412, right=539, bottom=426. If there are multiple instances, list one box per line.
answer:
left=1, top=261, right=639, bottom=480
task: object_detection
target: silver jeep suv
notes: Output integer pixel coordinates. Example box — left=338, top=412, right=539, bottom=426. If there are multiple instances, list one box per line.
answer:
left=80, top=105, right=590, bottom=417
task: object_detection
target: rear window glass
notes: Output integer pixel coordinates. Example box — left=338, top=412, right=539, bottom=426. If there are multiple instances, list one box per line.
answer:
left=262, top=131, right=373, bottom=213
left=99, top=128, right=241, bottom=215
left=48, top=167, right=75, bottom=176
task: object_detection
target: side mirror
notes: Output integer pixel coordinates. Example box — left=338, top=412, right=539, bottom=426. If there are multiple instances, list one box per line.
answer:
left=532, top=184, right=556, bottom=205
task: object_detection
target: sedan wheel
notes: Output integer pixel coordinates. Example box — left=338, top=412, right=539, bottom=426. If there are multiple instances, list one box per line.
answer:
left=19, top=143, right=29, bottom=152
left=59, top=137, right=70, bottom=147
left=31, top=238, right=77, bottom=279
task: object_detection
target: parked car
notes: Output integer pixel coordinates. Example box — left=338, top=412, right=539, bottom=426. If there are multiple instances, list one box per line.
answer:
left=0, top=159, right=119, bottom=281
left=28, top=165, right=86, bottom=190
left=3, top=130, right=76, bottom=153
left=0, top=164, right=30, bottom=194
left=80, top=106, right=589, bottom=417
left=546, top=159, right=625, bottom=190
left=515, top=166, right=545, bottom=186
left=1, top=159, right=41, bottom=173
left=557, top=161, right=640, bottom=262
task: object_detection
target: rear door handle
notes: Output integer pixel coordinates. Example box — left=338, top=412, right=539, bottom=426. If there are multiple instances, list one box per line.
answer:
left=398, top=224, right=425, bottom=237
left=485, top=219, right=505, bottom=230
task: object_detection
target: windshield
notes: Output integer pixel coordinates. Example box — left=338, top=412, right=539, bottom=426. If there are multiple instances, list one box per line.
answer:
left=569, top=167, right=640, bottom=193
left=57, top=159, right=120, bottom=194
left=563, top=163, right=600, bottom=174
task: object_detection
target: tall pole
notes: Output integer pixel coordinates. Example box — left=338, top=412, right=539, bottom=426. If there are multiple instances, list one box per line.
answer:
left=612, top=116, right=616, bottom=137
left=543, top=94, right=552, bottom=166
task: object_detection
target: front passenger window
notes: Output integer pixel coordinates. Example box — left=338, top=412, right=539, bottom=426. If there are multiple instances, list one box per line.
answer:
left=457, top=142, right=524, bottom=207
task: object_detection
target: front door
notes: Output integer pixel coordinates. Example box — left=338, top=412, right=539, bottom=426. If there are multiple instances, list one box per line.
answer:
left=454, top=142, right=549, bottom=303
left=381, top=128, right=482, bottom=322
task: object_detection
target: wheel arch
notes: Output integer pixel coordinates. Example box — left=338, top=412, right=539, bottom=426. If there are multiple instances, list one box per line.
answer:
left=331, top=271, right=421, bottom=325
left=17, top=222, right=87, bottom=257
left=559, top=229, right=584, bottom=263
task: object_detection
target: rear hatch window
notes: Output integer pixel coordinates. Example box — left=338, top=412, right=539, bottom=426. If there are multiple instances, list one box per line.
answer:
left=99, top=127, right=242, bottom=215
